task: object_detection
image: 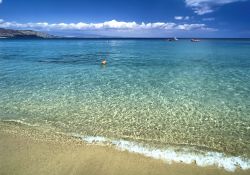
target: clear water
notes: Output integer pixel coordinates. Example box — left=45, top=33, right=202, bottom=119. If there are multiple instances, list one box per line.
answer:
left=0, top=39, right=250, bottom=160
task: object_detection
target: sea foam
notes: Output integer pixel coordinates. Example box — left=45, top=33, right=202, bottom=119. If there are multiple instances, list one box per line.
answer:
left=74, top=135, right=250, bottom=172
left=2, top=119, right=39, bottom=127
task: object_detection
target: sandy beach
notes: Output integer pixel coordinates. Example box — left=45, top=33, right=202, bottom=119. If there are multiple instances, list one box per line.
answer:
left=0, top=122, right=249, bottom=175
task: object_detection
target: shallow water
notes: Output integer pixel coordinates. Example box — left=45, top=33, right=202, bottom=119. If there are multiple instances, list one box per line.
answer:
left=0, top=39, right=250, bottom=168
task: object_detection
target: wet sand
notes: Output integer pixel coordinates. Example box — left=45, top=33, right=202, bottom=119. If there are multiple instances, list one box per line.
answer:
left=0, top=122, right=249, bottom=175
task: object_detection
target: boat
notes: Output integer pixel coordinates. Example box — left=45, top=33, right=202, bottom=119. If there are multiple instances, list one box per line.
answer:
left=168, top=37, right=178, bottom=41
left=191, top=39, right=201, bottom=42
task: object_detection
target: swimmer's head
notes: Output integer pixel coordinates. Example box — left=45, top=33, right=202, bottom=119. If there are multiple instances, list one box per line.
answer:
left=101, top=59, right=107, bottom=65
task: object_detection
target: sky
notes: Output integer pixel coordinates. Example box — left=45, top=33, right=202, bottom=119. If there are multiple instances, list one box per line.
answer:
left=0, top=0, right=250, bottom=37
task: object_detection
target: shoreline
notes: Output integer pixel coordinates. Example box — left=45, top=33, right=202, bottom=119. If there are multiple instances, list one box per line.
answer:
left=0, top=122, right=250, bottom=175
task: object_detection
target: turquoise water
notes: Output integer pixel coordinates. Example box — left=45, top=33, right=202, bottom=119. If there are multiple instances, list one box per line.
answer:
left=0, top=39, right=250, bottom=168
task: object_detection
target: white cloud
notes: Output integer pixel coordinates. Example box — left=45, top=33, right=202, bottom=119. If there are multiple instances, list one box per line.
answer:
left=185, top=0, right=247, bottom=15
left=202, top=17, right=215, bottom=21
left=0, top=0, right=2, bottom=4
left=177, top=23, right=204, bottom=30
left=174, top=16, right=190, bottom=20
left=0, top=19, right=216, bottom=32
left=175, top=16, right=183, bottom=20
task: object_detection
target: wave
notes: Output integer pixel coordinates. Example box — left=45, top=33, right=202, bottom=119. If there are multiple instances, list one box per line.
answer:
left=72, top=135, right=250, bottom=172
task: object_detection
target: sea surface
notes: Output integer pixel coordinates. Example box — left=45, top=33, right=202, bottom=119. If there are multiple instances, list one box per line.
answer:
left=0, top=39, right=250, bottom=171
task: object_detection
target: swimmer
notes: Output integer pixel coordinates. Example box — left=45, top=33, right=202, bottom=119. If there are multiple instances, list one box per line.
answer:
left=101, top=59, right=107, bottom=65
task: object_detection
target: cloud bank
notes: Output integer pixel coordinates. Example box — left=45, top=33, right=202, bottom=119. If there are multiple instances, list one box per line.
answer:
left=185, top=0, right=246, bottom=15
left=0, top=19, right=215, bottom=31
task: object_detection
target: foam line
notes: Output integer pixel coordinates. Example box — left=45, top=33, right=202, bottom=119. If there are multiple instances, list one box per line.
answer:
left=74, top=135, right=250, bottom=172
left=2, top=119, right=39, bottom=127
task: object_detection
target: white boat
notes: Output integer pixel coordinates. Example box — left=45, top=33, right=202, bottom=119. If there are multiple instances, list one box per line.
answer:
left=191, top=39, right=201, bottom=42
left=168, top=37, right=178, bottom=41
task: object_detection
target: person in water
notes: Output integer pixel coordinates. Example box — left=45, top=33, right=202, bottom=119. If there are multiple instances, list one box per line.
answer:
left=101, top=59, right=107, bottom=65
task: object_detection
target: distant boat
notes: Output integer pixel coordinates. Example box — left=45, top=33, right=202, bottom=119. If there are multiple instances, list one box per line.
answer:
left=191, top=39, right=201, bottom=42
left=168, top=37, right=178, bottom=41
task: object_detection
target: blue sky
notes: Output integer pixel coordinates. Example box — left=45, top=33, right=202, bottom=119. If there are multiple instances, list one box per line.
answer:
left=0, top=0, right=250, bottom=37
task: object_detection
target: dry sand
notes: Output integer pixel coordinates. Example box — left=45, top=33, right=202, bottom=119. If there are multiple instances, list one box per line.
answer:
left=0, top=122, right=249, bottom=175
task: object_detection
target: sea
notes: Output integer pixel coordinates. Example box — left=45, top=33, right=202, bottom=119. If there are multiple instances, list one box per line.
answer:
left=0, top=38, right=250, bottom=171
